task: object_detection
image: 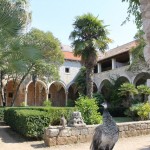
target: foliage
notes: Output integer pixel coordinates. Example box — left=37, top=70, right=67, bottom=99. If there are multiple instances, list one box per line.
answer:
left=93, top=92, right=105, bottom=108
left=128, top=30, right=147, bottom=72
left=126, top=103, right=150, bottom=120
left=4, top=109, right=50, bottom=138
left=119, top=83, right=138, bottom=96
left=122, top=0, right=141, bottom=29
left=137, top=85, right=150, bottom=96
left=69, top=13, right=112, bottom=98
left=0, top=0, right=31, bottom=106
left=42, top=100, right=52, bottom=107
left=119, top=83, right=138, bottom=107
left=137, top=102, right=150, bottom=120
left=1, top=28, right=64, bottom=106
left=101, top=76, right=126, bottom=107
left=0, top=0, right=31, bottom=37
left=67, top=99, right=75, bottom=107
left=0, top=107, right=5, bottom=121
left=20, top=102, right=26, bottom=107
left=75, top=95, right=102, bottom=124
left=75, top=67, right=86, bottom=95
left=4, top=107, right=76, bottom=138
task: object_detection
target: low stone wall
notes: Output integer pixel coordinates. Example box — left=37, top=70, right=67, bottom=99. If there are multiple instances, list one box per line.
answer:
left=43, top=120, right=150, bottom=147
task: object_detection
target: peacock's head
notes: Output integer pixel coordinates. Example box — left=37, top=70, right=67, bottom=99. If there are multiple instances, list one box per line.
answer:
left=101, top=101, right=108, bottom=109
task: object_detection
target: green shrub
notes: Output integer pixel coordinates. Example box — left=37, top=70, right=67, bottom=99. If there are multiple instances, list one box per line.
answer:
left=20, top=102, right=26, bottom=107
left=137, top=102, right=150, bottom=120
left=4, top=107, right=76, bottom=138
left=4, top=109, right=50, bottom=138
left=75, top=95, right=102, bottom=125
left=47, top=107, right=76, bottom=125
left=0, top=107, right=5, bottom=121
left=42, top=100, right=52, bottom=107
left=125, top=103, right=150, bottom=120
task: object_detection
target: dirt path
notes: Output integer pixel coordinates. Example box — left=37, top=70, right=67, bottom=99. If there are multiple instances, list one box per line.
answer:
left=0, top=122, right=150, bottom=150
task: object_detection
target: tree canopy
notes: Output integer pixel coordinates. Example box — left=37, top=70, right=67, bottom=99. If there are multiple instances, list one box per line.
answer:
left=122, top=0, right=141, bottom=29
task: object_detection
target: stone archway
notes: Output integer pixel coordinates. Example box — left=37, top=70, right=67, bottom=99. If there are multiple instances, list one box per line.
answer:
left=133, top=72, right=150, bottom=86
left=99, top=79, right=112, bottom=100
left=5, top=80, right=24, bottom=106
left=49, top=82, right=66, bottom=107
left=27, top=81, right=46, bottom=106
left=68, top=83, right=79, bottom=107
left=116, top=76, right=130, bottom=85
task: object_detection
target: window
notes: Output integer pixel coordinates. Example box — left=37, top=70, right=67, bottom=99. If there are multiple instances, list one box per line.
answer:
left=48, top=94, right=51, bottom=99
left=8, top=92, right=13, bottom=98
left=65, top=67, right=70, bottom=73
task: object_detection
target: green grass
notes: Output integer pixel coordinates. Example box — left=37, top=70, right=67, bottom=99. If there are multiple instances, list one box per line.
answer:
left=113, top=117, right=133, bottom=123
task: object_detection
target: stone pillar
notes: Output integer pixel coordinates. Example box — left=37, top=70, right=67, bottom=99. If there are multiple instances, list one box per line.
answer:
left=146, top=79, right=150, bottom=102
left=129, top=52, right=133, bottom=65
left=97, top=63, right=102, bottom=73
left=46, top=88, right=49, bottom=100
left=65, top=91, right=68, bottom=106
left=112, top=58, right=116, bottom=69
left=140, top=0, right=150, bottom=66
left=24, top=89, right=28, bottom=106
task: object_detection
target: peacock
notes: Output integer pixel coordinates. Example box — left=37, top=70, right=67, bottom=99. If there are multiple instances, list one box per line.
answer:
left=90, top=102, right=119, bottom=150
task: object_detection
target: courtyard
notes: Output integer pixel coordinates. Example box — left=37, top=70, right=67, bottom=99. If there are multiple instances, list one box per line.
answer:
left=0, top=122, right=150, bottom=150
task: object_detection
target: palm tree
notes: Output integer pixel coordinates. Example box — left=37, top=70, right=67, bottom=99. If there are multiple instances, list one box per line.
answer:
left=0, top=0, right=31, bottom=106
left=0, top=0, right=31, bottom=37
left=69, top=13, right=111, bottom=98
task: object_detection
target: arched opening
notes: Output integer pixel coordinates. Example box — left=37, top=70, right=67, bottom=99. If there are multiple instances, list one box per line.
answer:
left=27, top=81, right=46, bottom=106
left=133, top=73, right=150, bottom=102
left=133, top=72, right=150, bottom=86
left=116, top=76, right=130, bottom=84
left=5, top=80, right=24, bottom=106
left=100, top=79, right=112, bottom=100
left=68, top=83, right=79, bottom=107
left=49, top=82, right=66, bottom=107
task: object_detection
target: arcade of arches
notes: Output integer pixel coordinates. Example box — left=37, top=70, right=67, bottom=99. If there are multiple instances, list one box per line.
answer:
left=1, top=72, right=150, bottom=107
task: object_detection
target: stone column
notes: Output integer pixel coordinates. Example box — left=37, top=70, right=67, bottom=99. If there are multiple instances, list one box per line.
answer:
left=112, top=58, right=116, bottom=69
left=129, top=52, right=133, bottom=65
left=46, top=88, right=49, bottom=100
left=24, top=89, right=28, bottom=106
left=140, top=0, right=150, bottom=66
left=97, top=63, right=102, bottom=73
left=65, top=91, right=68, bottom=106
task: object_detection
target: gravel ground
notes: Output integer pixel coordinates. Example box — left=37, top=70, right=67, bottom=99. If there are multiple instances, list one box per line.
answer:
left=0, top=122, right=150, bottom=150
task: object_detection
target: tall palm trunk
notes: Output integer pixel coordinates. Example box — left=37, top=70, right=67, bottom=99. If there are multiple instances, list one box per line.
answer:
left=86, top=66, right=94, bottom=98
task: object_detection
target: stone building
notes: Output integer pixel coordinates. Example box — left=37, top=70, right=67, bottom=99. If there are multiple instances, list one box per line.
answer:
left=0, top=41, right=150, bottom=107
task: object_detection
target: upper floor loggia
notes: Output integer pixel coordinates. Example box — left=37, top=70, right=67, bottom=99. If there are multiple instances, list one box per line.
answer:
left=94, top=40, right=137, bottom=73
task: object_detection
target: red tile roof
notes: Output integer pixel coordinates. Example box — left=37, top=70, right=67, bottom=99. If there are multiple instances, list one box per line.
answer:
left=63, top=51, right=81, bottom=61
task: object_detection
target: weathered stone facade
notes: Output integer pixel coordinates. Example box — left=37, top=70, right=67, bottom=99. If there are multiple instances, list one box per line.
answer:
left=44, top=120, right=150, bottom=147
left=140, top=0, right=150, bottom=65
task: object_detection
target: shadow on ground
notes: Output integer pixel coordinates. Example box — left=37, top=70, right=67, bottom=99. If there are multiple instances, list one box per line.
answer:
left=0, top=122, right=26, bottom=143
left=139, top=146, right=150, bottom=150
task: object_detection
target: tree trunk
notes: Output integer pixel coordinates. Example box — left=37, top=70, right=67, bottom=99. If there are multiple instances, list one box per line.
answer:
left=86, top=66, right=93, bottom=98
left=140, top=0, right=150, bottom=66
left=0, top=71, right=6, bottom=106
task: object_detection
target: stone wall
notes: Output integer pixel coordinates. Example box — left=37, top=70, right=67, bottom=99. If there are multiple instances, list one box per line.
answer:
left=44, top=120, right=150, bottom=147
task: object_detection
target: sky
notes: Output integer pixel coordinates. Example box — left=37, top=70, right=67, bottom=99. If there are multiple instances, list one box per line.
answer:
left=29, top=0, right=137, bottom=50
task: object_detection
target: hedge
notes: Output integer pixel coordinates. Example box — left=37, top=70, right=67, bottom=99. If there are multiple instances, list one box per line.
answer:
left=4, top=107, right=76, bottom=138
left=0, top=107, right=5, bottom=121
